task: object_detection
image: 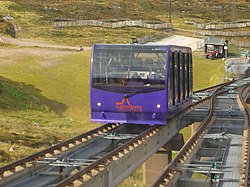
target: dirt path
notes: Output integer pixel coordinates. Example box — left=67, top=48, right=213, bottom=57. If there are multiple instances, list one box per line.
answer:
left=1, top=36, right=91, bottom=51
left=2, top=35, right=203, bottom=51
left=0, top=47, right=76, bottom=66
left=0, top=35, right=205, bottom=67
left=0, top=36, right=91, bottom=66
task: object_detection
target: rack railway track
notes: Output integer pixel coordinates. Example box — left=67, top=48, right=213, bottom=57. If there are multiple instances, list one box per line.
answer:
left=0, top=80, right=247, bottom=187
left=153, top=80, right=250, bottom=187
left=239, top=84, right=250, bottom=187
left=0, top=123, right=121, bottom=186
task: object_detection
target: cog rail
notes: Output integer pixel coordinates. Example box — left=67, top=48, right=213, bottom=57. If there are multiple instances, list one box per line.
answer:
left=53, top=84, right=231, bottom=186
left=239, top=84, right=250, bottom=187
left=0, top=80, right=239, bottom=186
left=153, top=83, right=250, bottom=187
left=0, top=123, right=120, bottom=182
left=152, top=84, right=220, bottom=187
left=55, top=125, right=159, bottom=186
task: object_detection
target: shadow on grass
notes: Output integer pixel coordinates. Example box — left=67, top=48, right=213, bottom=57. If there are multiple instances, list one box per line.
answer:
left=0, top=76, right=68, bottom=115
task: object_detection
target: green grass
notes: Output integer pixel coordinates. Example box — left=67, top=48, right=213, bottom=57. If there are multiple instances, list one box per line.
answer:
left=0, top=47, right=100, bottom=166
left=0, top=48, right=91, bottom=122
left=0, top=109, right=83, bottom=166
left=0, top=77, right=89, bottom=166
left=193, top=51, right=225, bottom=91
left=44, top=27, right=166, bottom=46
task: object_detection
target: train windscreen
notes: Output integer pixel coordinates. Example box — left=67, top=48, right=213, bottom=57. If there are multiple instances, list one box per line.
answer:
left=92, top=45, right=167, bottom=93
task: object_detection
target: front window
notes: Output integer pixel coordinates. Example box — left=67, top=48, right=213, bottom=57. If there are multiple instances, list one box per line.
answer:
left=92, top=45, right=167, bottom=93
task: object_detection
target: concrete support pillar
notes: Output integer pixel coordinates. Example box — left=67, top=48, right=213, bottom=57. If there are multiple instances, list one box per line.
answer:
left=142, top=134, right=184, bottom=186
left=143, top=150, right=171, bottom=187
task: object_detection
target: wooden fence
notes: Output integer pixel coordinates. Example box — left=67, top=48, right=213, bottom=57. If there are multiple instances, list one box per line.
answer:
left=140, top=32, right=170, bottom=44
left=52, top=20, right=173, bottom=29
left=51, top=19, right=249, bottom=47
left=194, top=21, right=250, bottom=30
left=195, top=30, right=250, bottom=37
left=230, top=39, right=250, bottom=48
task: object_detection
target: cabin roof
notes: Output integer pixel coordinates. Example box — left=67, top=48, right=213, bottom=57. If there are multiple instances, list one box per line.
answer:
left=204, top=37, right=226, bottom=46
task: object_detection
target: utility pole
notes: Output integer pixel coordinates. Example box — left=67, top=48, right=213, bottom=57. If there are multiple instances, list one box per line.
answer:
left=169, top=0, right=173, bottom=36
left=169, top=0, right=172, bottom=23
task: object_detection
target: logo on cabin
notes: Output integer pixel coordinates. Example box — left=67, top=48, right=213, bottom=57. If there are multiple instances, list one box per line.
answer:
left=116, top=97, right=142, bottom=112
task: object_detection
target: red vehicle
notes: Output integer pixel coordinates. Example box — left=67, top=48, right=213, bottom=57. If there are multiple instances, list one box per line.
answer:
left=205, top=50, right=222, bottom=60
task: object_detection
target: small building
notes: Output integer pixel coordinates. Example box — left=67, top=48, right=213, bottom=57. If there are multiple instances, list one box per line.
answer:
left=204, top=37, right=228, bottom=58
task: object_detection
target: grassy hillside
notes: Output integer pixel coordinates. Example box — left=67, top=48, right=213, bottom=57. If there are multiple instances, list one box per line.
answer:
left=193, top=51, right=225, bottom=90
left=3, top=0, right=249, bottom=22
left=0, top=0, right=249, bottom=46
left=0, top=77, right=87, bottom=165
left=0, top=47, right=100, bottom=165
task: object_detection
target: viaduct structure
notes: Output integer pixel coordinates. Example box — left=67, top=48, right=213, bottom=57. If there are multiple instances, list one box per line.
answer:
left=0, top=79, right=249, bottom=187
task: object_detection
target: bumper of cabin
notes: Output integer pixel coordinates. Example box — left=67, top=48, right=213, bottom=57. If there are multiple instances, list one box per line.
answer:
left=91, top=111, right=167, bottom=126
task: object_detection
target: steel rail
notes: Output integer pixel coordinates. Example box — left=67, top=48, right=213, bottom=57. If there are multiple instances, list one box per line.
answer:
left=169, top=86, right=217, bottom=120
left=173, top=80, right=230, bottom=119
left=0, top=94, right=211, bottom=186
left=0, top=84, right=222, bottom=185
left=190, top=80, right=237, bottom=112
left=0, top=81, right=236, bottom=186
left=55, top=125, right=160, bottom=186
left=55, top=85, right=225, bottom=187
left=153, top=83, right=249, bottom=187
left=0, top=123, right=119, bottom=179
left=152, top=88, right=223, bottom=187
left=193, top=79, right=236, bottom=93
left=239, top=84, right=250, bottom=187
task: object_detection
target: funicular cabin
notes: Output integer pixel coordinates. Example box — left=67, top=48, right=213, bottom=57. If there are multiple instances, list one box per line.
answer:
left=90, top=44, right=193, bottom=126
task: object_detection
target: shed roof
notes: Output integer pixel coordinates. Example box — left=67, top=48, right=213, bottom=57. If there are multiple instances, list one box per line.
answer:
left=204, top=37, right=226, bottom=46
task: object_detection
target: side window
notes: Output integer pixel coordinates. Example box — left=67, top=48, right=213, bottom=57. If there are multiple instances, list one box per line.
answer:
left=168, top=49, right=192, bottom=108
left=177, top=52, right=181, bottom=104
left=189, top=53, right=193, bottom=98
left=177, top=52, right=186, bottom=104
left=174, top=52, right=178, bottom=106
left=168, top=52, right=173, bottom=108
left=182, top=53, right=186, bottom=101
left=187, top=53, right=190, bottom=98
left=172, top=52, right=176, bottom=106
